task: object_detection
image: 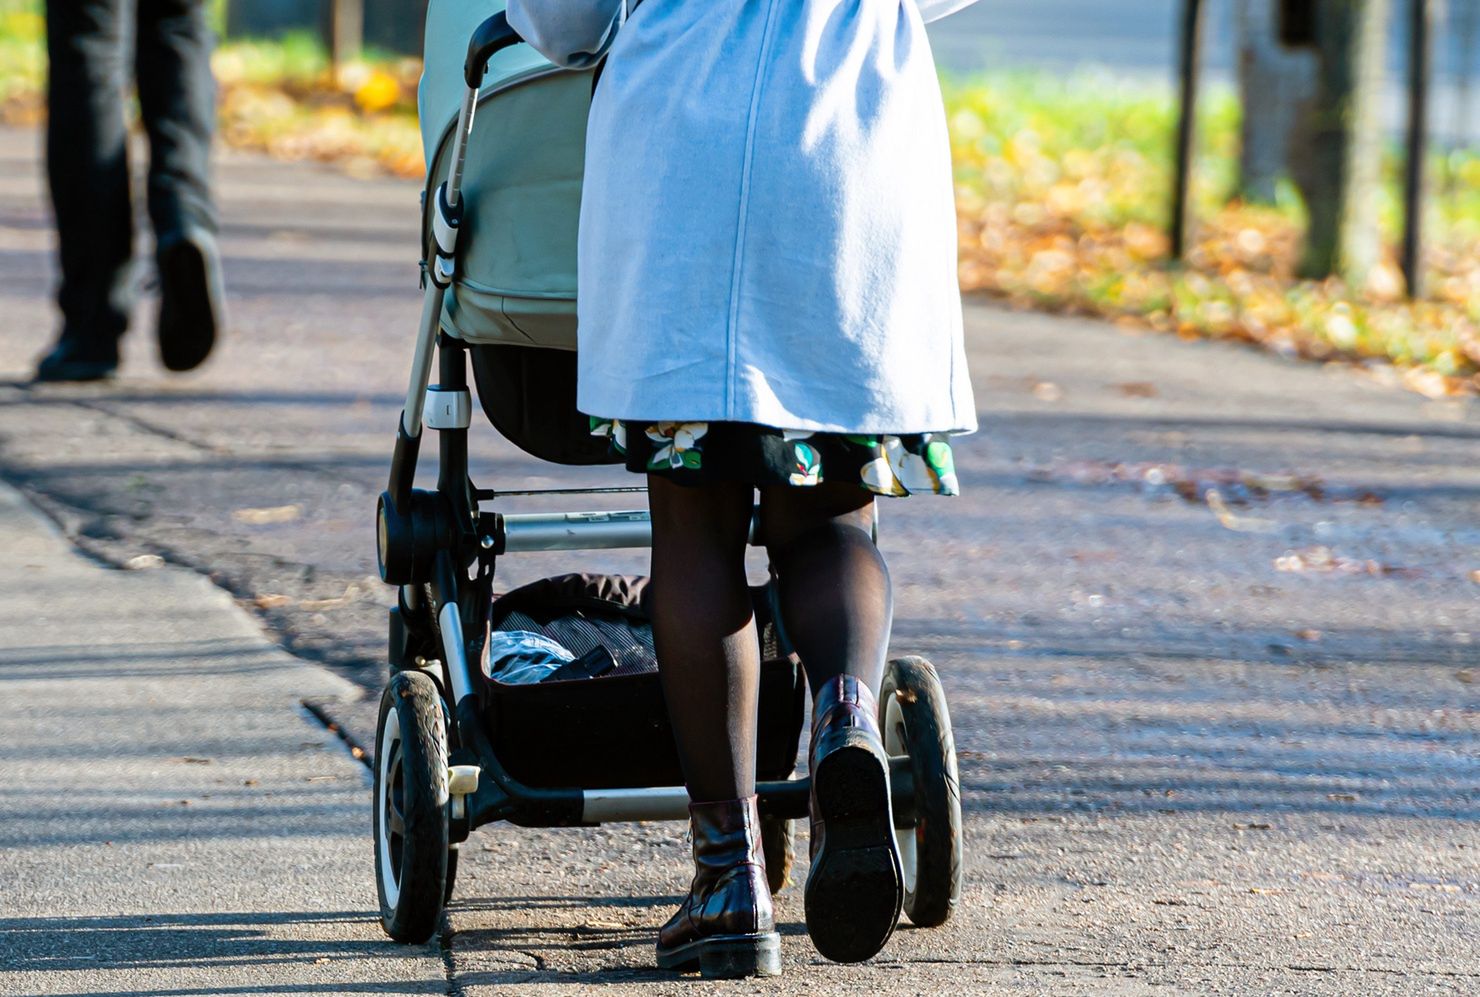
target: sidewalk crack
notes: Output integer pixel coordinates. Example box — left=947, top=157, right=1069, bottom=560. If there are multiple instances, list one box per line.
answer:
left=441, top=918, right=462, bottom=997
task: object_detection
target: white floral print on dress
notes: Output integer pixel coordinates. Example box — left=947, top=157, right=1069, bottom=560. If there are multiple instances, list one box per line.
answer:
left=645, top=422, right=708, bottom=470
left=588, top=416, right=629, bottom=454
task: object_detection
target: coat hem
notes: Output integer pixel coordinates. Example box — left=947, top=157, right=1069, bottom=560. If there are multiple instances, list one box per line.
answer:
left=577, top=408, right=979, bottom=438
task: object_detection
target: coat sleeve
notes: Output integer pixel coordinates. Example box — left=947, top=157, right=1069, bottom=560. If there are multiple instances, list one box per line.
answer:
left=915, top=0, right=981, bottom=24
left=506, top=0, right=627, bottom=69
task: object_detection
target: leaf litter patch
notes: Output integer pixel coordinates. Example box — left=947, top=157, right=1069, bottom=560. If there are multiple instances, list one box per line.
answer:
left=1024, top=458, right=1383, bottom=508
left=1024, top=458, right=1438, bottom=579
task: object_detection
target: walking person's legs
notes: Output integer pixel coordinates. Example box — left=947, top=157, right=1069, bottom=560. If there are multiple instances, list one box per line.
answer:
left=647, top=475, right=780, bottom=978
left=136, top=0, right=221, bottom=372
left=762, top=482, right=903, bottom=963
left=39, top=0, right=132, bottom=381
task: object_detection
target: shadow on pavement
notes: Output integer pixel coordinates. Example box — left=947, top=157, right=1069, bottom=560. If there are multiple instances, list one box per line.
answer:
left=0, top=385, right=403, bottom=409
left=0, top=910, right=432, bottom=997
left=996, top=408, right=1480, bottom=442
left=443, top=895, right=814, bottom=988
left=0, top=639, right=294, bottom=678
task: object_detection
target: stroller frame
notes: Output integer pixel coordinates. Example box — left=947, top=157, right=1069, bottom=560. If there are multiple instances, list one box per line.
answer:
left=378, top=11, right=825, bottom=833
left=372, top=11, right=961, bottom=945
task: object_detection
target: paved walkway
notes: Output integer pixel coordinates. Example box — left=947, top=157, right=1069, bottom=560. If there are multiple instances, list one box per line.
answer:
left=1, top=126, right=1477, bottom=993
left=0, top=482, right=445, bottom=996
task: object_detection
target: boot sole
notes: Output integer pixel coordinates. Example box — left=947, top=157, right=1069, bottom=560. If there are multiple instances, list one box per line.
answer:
left=805, top=736, right=903, bottom=963
left=157, top=238, right=220, bottom=373
left=656, top=931, right=781, bottom=978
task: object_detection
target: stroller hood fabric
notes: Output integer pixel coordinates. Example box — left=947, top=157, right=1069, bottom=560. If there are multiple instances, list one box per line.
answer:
left=420, top=1, right=589, bottom=351
left=419, top=0, right=550, bottom=167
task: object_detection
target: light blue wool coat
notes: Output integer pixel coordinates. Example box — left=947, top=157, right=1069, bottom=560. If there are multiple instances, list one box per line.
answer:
left=506, top=0, right=981, bottom=435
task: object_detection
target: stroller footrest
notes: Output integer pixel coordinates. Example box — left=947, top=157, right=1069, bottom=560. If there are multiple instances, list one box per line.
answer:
left=448, top=765, right=481, bottom=795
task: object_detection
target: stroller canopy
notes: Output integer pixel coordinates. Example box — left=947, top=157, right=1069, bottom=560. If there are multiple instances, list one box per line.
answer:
left=419, top=0, right=550, bottom=165
left=419, top=0, right=589, bottom=352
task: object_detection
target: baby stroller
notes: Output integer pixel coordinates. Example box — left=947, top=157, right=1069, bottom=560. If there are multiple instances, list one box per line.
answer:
left=371, top=0, right=965, bottom=945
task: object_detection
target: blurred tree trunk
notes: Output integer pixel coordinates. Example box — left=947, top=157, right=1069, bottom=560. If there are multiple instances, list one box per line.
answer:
left=365, top=0, right=429, bottom=56
left=1293, top=0, right=1390, bottom=284
left=1237, top=0, right=1318, bottom=203
left=227, top=0, right=312, bottom=39
left=329, top=0, right=363, bottom=74
left=1456, top=0, right=1479, bottom=168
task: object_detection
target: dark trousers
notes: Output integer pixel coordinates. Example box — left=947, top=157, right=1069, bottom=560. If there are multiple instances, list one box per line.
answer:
left=45, top=0, right=216, bottom=343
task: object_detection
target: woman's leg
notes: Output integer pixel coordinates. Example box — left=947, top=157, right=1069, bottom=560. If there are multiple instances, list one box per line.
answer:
left=649, top=475, right=780, bottom=979
left=760, top=482, right=893, bottom=696
left=648, top=475, right=759, bottom=802
left=762, top=481, right=902, bottom=963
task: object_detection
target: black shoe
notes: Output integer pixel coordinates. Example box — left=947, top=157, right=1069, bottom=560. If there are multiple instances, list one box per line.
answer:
left=33, top=337, right=119, bottom=383
left=804, top=675, right=903, bottom=964
left=656, top=797, right=782, bottom=979
left=156, top=228, right=223, bottom=372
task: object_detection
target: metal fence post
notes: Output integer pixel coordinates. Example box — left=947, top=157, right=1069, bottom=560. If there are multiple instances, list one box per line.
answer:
left=1170, top=0, right=1205, bottom=263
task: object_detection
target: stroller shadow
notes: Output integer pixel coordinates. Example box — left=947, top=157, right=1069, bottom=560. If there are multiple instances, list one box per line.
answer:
left=445, top=893, right=812, bottom=985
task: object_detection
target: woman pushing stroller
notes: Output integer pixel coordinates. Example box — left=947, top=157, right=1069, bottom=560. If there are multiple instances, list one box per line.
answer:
left=506, top=0, right=979, bottom=977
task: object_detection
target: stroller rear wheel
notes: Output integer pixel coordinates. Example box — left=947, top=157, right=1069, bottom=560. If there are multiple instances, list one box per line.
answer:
left=880, top=656, right=963, bottom=927
left=760, top=815, right=794, bottom=894
left=374, top=671, right=451, bottom=942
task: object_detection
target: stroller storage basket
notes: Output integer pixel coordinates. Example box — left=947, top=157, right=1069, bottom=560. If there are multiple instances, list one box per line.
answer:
left=482, top=574, right=807, bottom=790
left=485, top=662, right=806, bottom=790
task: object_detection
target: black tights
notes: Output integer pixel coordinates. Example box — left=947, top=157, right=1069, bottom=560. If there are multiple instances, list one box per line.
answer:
left=648, top=477, right=893, bottom=804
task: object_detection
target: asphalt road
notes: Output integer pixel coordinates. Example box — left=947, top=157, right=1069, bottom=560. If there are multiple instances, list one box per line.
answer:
left=1, top=127, right=1478, bottom=993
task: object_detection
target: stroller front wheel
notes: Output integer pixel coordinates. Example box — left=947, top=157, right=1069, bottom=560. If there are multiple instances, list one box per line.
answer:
left=374, top=670, right=451, bottom=942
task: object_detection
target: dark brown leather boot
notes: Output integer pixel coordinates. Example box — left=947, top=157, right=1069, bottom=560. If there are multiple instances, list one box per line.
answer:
left=805, top=675, right=903, bottom=963
left=656, top=796, right=781, bottom=978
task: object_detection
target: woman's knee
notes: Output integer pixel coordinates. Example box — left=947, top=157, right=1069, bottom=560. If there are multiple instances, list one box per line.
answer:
left=758, top=482, right=875, bottom=552
left=648, top=476, right=755, bottom=554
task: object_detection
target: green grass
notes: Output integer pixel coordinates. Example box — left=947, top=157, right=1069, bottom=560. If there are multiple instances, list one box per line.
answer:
left=0, top=1, right=43, bottom=103
left=944, top=68, right=1477, bottom=254
left=946, top=71, right=1241, bottom=226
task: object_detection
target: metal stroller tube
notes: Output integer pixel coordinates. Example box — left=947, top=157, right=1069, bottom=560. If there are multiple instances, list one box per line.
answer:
left=500, top=509, right=764, bottom=553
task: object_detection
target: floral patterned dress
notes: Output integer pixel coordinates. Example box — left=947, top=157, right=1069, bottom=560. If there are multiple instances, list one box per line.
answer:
left=590, top=419, right=959, bottom=497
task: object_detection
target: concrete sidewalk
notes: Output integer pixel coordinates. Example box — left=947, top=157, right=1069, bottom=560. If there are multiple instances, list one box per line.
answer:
left=0, top=482, right=444, bottom=996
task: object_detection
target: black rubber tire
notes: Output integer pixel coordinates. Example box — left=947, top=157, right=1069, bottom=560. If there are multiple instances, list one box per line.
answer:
left=759, top=815, right=794, bottom=895
left=880, top=656, right=963, bottom=928
left=444, top=845, right=459, bottom=904
left=374, top=670, right=450, bottom=943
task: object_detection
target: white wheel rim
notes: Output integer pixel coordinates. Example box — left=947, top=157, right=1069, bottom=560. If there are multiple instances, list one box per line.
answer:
left=377, top=708, right=402, bottom=908
left=883, top=692, right=918, bottom=895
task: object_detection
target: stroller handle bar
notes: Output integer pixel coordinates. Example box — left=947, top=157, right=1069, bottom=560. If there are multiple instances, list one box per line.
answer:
left=465, top=11, right=522, bottom=88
